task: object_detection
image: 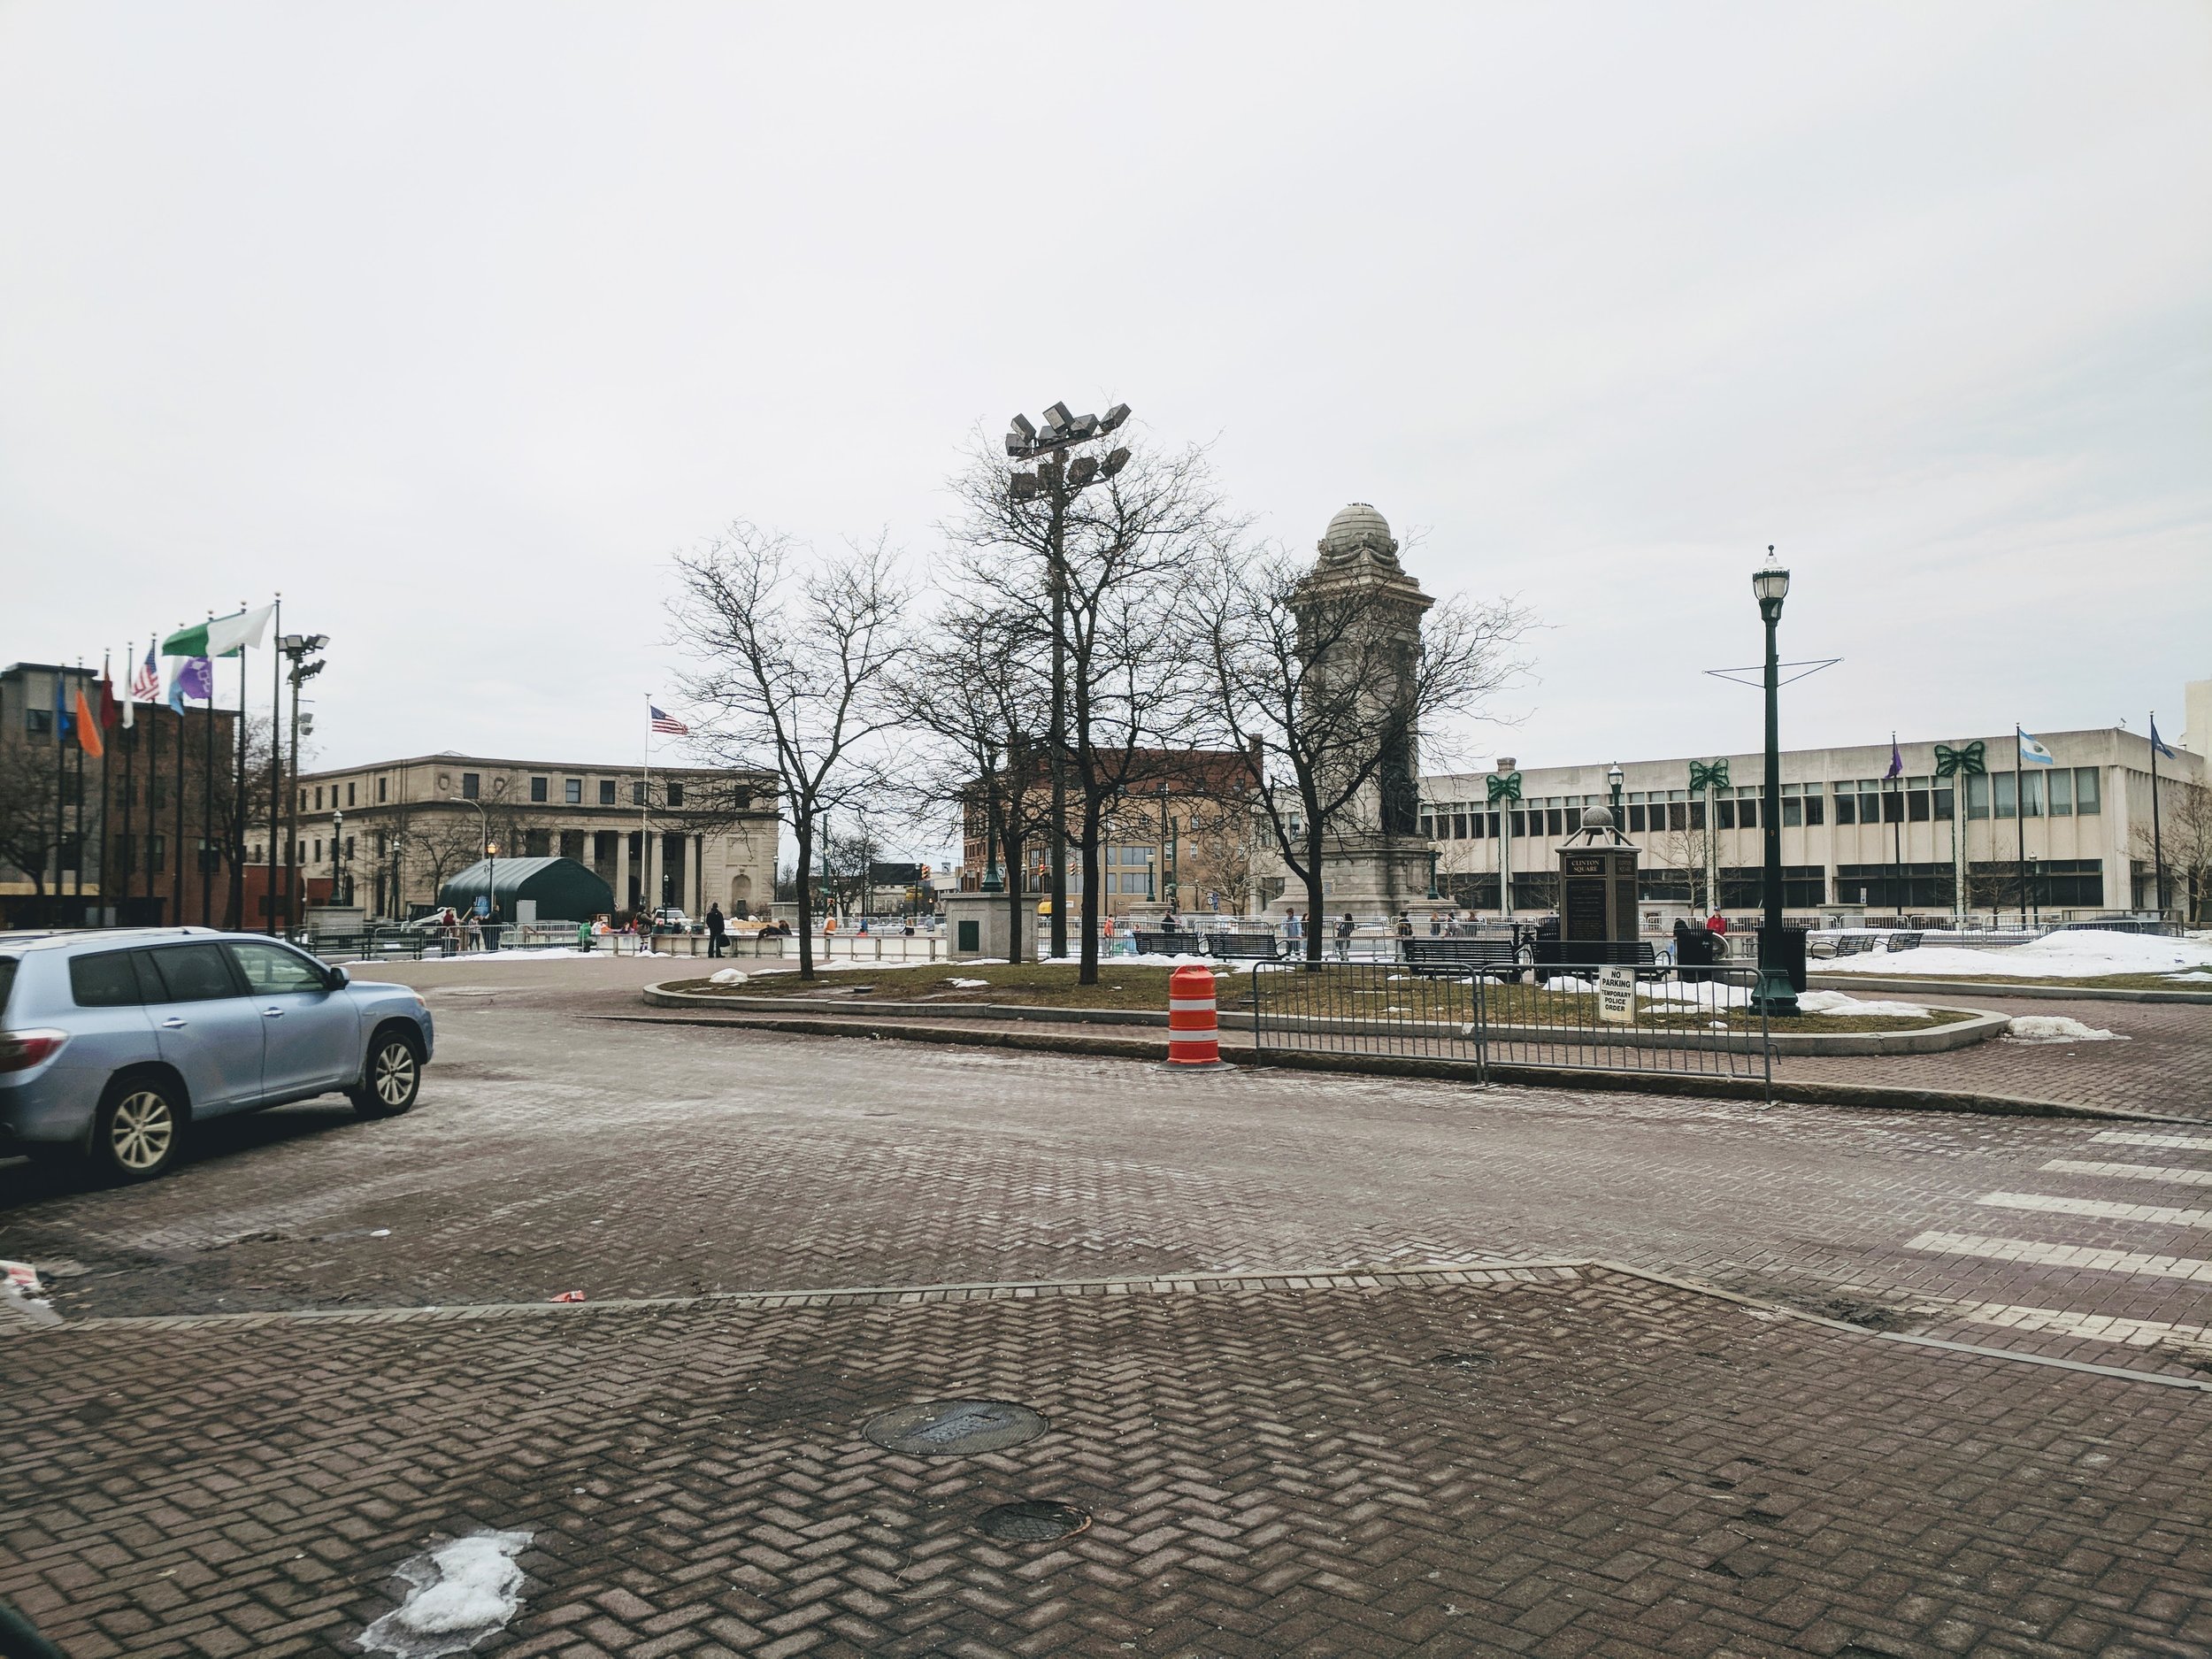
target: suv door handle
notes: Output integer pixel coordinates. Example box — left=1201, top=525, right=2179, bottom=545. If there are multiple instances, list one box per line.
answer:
left=262, top=1007, right=286, bottom=1018
left=159, top=1017, right=187, bottom=1029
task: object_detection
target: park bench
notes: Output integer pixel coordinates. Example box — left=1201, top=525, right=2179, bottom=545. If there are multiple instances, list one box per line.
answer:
left=1133, top=930, right=1203, bottom=956
left=1203, top=933, right=1282, bottom=962
left=1399, top=936, right=1526, bottom=980
left=1888, top=932, right=1924, bottom=952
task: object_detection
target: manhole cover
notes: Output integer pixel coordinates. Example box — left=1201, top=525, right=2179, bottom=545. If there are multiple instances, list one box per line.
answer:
left=863, top=1399, right=1047, bottom=1455
left=976, top=1500, right=1091, bottom=1543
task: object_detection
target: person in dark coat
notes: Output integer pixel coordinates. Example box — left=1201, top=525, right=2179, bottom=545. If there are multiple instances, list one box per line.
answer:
left=705, top=902, right=726, bottom=957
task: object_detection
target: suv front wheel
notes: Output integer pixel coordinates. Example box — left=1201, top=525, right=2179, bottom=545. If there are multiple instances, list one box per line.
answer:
left=95, top=1074, right=185, bottom=1182
left=350, top=1028, right=423, bottom=1119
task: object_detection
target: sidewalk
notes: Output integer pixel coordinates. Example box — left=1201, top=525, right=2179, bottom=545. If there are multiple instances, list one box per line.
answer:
left=10, top=1266, right=2209, bottom=1657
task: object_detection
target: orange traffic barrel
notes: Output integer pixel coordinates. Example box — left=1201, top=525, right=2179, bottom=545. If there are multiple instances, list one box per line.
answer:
left=1167, top=963, right=1224, bottom=1068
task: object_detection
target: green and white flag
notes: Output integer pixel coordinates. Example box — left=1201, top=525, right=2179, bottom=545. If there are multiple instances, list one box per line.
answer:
left=163, top=603, right=273, bottom=659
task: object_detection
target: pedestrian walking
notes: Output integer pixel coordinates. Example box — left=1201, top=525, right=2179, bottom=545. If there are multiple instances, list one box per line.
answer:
left=1396, top=911, right=1415, bottom=941
left=1286, top=910, right=1303, bottom=948
left=1333, top=912, right=1355, bottom=960
left=705, top=902, right=726, bottom=957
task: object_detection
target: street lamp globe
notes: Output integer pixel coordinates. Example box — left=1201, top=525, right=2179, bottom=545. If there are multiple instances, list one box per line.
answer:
left=1606, top=763, right=1624, bottom=790
left=1752, top=560, right=1790, bottom=608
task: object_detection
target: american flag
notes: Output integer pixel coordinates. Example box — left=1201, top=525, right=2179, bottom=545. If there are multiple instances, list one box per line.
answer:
left=129, top=645, right=160, bottom=703
left=649, top=704, right=688, bottom=736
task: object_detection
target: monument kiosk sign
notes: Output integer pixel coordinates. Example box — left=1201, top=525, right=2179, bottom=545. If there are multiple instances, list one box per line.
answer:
left=1553, top=807, right=1641, bottom=968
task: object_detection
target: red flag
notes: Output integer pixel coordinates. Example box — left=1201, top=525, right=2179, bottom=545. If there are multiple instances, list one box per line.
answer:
left=98, top=675, right=119, bottom=730
left=74, top=687, right=104, bottom=758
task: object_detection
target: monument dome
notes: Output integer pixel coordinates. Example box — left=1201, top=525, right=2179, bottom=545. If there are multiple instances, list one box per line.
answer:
left=1318, top=502, right=1399, bottom=565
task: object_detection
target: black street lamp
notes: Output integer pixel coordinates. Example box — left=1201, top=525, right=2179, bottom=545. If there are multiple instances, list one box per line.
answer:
left=276, top=632, right=327, bottom=937
left=1006, top=399, right=1132, bottom=959
left=1607, top=763, right=1624, bottom=820
left=1752, top=555, right=1799, bottom=1017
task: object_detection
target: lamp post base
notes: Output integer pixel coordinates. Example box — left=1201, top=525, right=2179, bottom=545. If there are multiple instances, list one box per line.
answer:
left=1750, top=967, right=1799, bottom=1019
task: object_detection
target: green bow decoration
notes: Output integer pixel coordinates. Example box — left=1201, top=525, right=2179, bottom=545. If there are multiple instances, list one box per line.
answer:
left=1486, top=771, right=1523, bottom=804
left=1687, top=759, right=1731, bottom=794
left=1932, top=741, right=1986, bottom=779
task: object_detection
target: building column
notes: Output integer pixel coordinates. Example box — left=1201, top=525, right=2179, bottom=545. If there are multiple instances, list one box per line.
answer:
left=693, top=835, right=704, bottom=915
left=615, top=833, right=631, bottom=914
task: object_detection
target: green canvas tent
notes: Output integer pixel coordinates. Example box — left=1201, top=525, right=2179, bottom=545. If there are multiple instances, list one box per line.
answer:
left=437, top=856, right=614, bottom=922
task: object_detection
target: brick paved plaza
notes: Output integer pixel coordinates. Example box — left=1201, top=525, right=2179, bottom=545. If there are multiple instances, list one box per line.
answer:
left=5, top=955, right=2212, bottom=1656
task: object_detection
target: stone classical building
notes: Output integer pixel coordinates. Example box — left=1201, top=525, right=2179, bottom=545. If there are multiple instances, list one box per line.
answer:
left=248, top=750, right=778, bottom=921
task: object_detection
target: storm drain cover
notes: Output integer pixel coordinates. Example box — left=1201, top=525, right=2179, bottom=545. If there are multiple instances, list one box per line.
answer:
left=864, top=1399, right=1047, bottom=1455
left=976, top=1500, right=1091, bottom=1544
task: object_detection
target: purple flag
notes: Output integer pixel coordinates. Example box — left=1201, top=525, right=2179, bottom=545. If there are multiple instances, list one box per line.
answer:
left=174, top=655, right=214, bottom=704
left=1885, top=737, right=1903, bottom=780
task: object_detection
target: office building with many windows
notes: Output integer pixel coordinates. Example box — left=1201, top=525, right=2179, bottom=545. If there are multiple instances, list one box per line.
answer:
left=1416, top=718, right=2204, bottom=921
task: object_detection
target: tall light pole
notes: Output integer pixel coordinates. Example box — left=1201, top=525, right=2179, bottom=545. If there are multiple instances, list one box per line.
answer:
left=277, top=633, right=327, bottom=937
left=1607, top=763, right=1624, bottom=820
left=331, top=810, right=344, bottom=906
left=1006, top=400, right=1132, bottom=959
left=1752, top=556, right=1799, bottom=1017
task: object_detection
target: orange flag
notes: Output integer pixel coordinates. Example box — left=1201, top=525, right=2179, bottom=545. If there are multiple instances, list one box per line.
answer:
left=74, top=686, right=104, bottom=758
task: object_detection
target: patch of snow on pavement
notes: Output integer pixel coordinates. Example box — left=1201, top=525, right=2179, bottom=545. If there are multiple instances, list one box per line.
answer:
left=360, top=1531, right=533, bottom=1658
left=947, top=977, right=990, bottom=988
left=1826, top=929, right=2212, bottom=979
left=2004, top=1016, right=2129, bottom=1044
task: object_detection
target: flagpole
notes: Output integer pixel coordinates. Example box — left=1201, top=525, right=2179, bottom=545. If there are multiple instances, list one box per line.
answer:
left=268, top=595, right=283, bottom=934
left=2014, top=728, right=2026, bottom=928
left=146, top=642, right=161, bottom=914
left=1890, top=732, right=1902, bottom=919
left=2151, top=711, right=2166, bottom=918
left=227, top=606, right=247, bottom=929
left=72, top=661, right=86, bottom=903
left=52, top=670, right=66, bottom=913
left=173, top=631, right=187, bottom=928
left=97, top=651, right=112, bottom=924
left=642, top=695, right=652, bottom=920
left=119, top=644, right=134, bottom=910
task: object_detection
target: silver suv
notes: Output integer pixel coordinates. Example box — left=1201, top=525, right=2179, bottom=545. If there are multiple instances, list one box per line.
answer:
left=0, top=928, right=435, bottom=1181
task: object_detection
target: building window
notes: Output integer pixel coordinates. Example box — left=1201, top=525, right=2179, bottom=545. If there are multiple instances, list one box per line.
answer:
left=1966, top=773, right=1990, bottom=818
left=599, top=780, right=616, bottom=805
left=344, top=836, right=355, bottom=861
left=150, top=835, right=165, bottom=872
left=463, top=772, right=480, bottom=800
left=377, top=777, right=388, bottom=803
left=1993, top=773, right=2016, bottom=818
left=525, top=829, right=551, bottom=857
left=2021, top=772, right=2044, bottom=817
left=530, top=776, right=549, bottom=803
left=347, top=782, right=357, bottom=806
left=2075, top=767, right=2100, bottom=814
left=313, top=838, right=322, bottom=861
left=565, top=778, right=582, bottom=804
left=313, top=786, right=322, bottom=810
left=2047, top=769, right=2072, bottom=817
left=25, top=708, right=52, bottom=740
left=666, top=781, right=684, bottom=807
left=633, top=780, right=647, bottom=805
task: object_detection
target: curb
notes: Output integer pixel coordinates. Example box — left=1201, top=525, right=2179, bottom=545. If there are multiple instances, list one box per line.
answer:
left=602, top=1010, right=2191, bottom=1124
left=1806, top=974, right=2212, bottom=1005
left=641, top=983, right=2008, bottom=1056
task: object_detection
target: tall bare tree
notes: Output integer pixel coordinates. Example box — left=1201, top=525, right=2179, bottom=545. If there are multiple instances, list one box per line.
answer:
left=671, top=523, right=910, bottom=980
left=944, top=431, right=1234, bottom=984
left=891, top=600, right=1055, bottom=962
left=0, top=736, right=62, bottom=895
left=1194, top=544, right=1532, bottom=962
left=2135, top=779, right=2212, bottom=925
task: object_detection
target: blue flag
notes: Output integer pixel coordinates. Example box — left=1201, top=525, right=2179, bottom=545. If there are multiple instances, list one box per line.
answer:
left=1885, top=736, right=1903, bottom=780
left=54, top=672, right=73, bottom=741
left=2151, top=718, right=2177, bottom=760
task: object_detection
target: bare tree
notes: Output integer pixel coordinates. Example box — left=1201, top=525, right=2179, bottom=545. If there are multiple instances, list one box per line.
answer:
left=0, top=737, right=62, bottom=895
left=671, top=523, right=910, bottom=980
left=891, top=599, right=1055, bottom=962
left=944, top=431, right=1233, bottom=983
left=1195, top=544, right=1532, bottom=962
left=2134, top=779, right=2212, bottom=925
left=407, top=810, right=492, bottom=905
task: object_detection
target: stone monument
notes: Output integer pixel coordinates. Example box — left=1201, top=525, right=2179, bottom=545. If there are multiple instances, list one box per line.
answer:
left=1272, top=503, right=1442, bottom=923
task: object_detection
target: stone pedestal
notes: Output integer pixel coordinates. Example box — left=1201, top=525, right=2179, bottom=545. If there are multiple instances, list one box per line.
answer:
left=1266, top=833, right=1447, bottom=926
left=941, top=891, right=1014, bottom=962
left=1550, top=811, right=1641, bottom=967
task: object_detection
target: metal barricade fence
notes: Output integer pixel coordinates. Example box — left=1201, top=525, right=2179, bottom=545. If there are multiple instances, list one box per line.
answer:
left=1249, top=961, right=1771, bottom=1098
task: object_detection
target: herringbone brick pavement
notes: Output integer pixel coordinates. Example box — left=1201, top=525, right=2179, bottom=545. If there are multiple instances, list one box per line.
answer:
left=7, top=1270, right=2211, bottom=1657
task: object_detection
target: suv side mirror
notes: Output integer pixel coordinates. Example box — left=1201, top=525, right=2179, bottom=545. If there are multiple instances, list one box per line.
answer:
left=325, top=966, right=349, bottom=991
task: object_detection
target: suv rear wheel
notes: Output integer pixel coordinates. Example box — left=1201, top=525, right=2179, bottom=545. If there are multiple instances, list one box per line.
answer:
left=350, top=1028, right=422, bottom=1119
left=95, top=1075, right=185, bottom=1181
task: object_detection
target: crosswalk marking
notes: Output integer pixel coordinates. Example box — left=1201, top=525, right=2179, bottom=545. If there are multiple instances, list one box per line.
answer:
left=2043, top=1158, right=2212, bottom=1188
left=1914, top=1294, right=2212, bottom=1355
left=2090, top=1131, right=2212, bottom=1152
left=1978, top=1192, right=2212, bottom=1227
left=1905, top=1231, right=2212, bottom=1283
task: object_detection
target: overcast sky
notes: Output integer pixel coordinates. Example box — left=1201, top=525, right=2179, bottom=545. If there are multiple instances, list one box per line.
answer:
left=4, top=3, right=2208, bottom=833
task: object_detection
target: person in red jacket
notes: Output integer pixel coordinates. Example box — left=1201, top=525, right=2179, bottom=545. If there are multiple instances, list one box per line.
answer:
left=1707, top=911, right=1728, bottom=935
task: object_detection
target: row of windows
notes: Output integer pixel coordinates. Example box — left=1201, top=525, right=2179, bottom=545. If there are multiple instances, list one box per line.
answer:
left=295, top=774, right=713, bottom=810
left=1963, top=768, right=2101, bottom=819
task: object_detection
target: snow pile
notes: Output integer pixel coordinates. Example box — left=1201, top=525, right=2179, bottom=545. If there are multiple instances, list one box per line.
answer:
left=2003, top=1015, right=2129, bottom=1044
left=708, top=967, right=748, bottom=984
left=360, top=1531, right=534, bottom=1657
left=947, top=977, right=990, bottom=988
left=1794, top=990, right=1933, bottom=1019
left=1825, top=929, right=2212, bottom=979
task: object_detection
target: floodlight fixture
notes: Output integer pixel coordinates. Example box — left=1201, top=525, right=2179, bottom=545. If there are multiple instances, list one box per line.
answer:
left=280, top=634, right=303, bottom=651
left=1042, top=402, right=1074, bottom=432
left=1009, top=412, right=1036, bottom=441
left=1102, top=446, right=1130, bottom=477
left=1067, top=455, right=1099, bottom=487
left=1100, top=403, right=1130, bottom=433
left=1010, top=472, right=1041, bottom=501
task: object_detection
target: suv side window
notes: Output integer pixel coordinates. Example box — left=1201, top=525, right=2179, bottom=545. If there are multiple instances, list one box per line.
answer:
left=227, top=941, right=329, bottom=995
left=143, top=943, right=244, bottom=1003
left=69, top=949, right=147, bottom=1008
